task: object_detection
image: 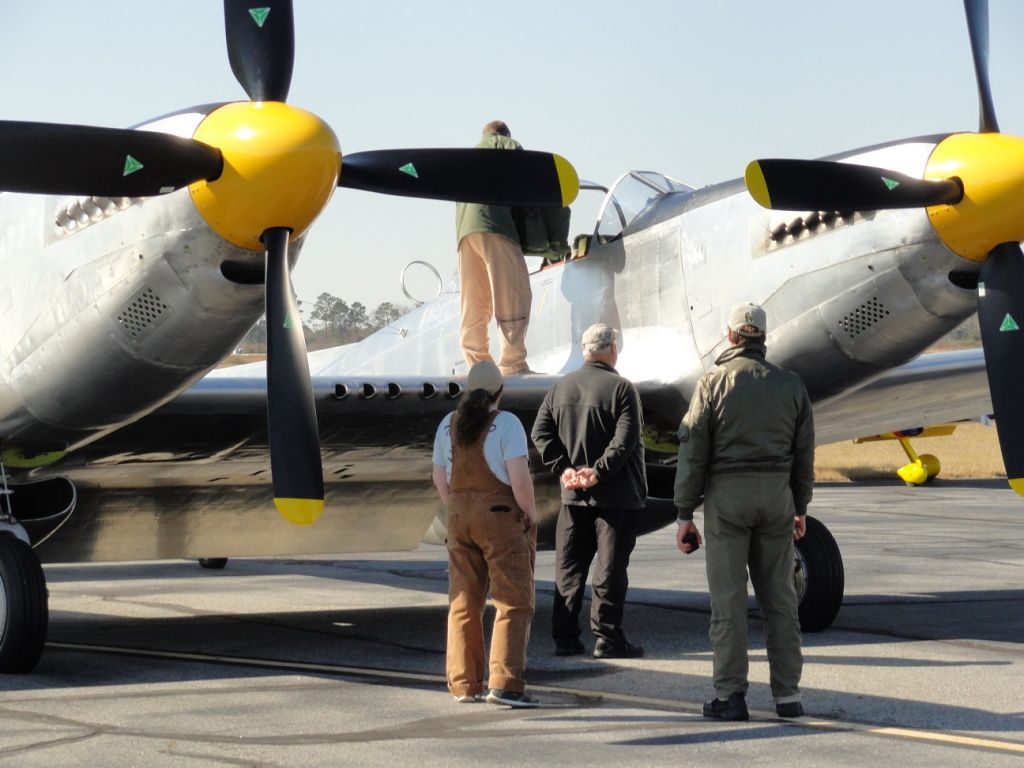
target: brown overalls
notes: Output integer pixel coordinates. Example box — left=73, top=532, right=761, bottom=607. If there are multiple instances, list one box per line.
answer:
left=446, top=411, right=537, bottom=697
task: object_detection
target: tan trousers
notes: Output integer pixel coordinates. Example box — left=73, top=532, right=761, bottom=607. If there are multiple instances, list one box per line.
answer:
left=458, top=232, right=532, bottom=375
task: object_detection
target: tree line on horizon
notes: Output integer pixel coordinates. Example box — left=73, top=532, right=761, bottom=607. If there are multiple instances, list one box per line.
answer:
left=238, top=292, right=412, bottom=352
left=237, top=294, right=981, bottom=355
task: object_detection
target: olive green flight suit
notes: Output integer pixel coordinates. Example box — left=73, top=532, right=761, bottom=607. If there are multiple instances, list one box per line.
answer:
left=674, top=343, right=814, bottom=704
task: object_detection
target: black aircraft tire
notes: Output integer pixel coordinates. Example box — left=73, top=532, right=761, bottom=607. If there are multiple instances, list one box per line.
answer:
left=794, top=515, right=844, bottom=633
left=0, top=536, right=48, bottom=673
left=198, top=558, right=228, bottom=570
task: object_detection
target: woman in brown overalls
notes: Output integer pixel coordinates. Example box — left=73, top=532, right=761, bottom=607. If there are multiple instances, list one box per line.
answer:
left=431, top=360, right=539, bottom=707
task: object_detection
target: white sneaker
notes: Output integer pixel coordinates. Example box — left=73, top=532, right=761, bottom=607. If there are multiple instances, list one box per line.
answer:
left=485, top=688, right=540, bottom=708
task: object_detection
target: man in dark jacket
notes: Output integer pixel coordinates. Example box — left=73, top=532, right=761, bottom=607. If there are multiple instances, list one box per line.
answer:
left=531, top=324, right=647, bottom=658
left=675, top=302, right=814, bottom=722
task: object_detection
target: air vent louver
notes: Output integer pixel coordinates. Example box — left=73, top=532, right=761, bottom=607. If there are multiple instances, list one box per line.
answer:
left=838, top=296, right=890, bottom=338
left=117, top=287, right=168, bottom=338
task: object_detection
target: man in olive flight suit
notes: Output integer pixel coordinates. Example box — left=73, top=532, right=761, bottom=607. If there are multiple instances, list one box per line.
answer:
left=674, top=302, right=814, bottom=722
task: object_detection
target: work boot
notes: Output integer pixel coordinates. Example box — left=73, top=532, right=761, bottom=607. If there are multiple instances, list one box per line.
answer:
left=703, top=692, right=749, bottom=721
left=554, top=638, right=585, bottom=656
left=593, top=638, right=644, bottom=659
left=776, top=701, right=805, bottom=718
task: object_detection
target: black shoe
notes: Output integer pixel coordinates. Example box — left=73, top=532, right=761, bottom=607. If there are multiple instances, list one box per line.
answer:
left=776, top=701, right=804, bottom=718
left=703, top=693, right=749, bottom=721
left=593, top=638, right=644, bottom=659
left=554, top=638, right=585, bottom=656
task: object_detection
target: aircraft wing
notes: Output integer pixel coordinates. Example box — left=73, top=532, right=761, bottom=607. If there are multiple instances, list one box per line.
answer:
left=159, top=372, right=565, bottom=449
left=34, top=371, right=577, bottom=564
left=67, top=347, right=988, bottom=473
left=33, top=349, right=986, bottom=564
left=62, top=345, right=988, bottom=473
left=813, top=347, right=991, bottom=445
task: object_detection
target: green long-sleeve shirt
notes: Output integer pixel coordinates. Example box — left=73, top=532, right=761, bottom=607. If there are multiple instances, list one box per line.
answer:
left=455, top=132, right=523, bottom=246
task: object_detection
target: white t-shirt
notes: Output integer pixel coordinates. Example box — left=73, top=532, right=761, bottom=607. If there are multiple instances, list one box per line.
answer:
left=432, top=410, right=529, bottom=485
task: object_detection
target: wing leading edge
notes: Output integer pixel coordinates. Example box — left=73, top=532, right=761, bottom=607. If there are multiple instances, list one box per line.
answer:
left=813, top=347, right=990, bottom=445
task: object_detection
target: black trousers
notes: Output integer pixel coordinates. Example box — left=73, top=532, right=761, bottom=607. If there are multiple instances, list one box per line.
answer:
left=551, top=504, right=638, bottom=644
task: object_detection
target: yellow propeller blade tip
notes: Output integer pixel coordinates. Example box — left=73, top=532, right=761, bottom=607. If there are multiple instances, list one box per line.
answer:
left=744, top=161, right=772, bottom=209
left=274, top=497, right=325, bottom=525
left=553, top=154, right=580, bottom=206
left=1009, top=478, right=1024, bottom=498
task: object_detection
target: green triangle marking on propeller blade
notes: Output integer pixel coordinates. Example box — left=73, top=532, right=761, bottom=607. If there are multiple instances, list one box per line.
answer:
left=122, top=155, right=143, bottom=176
left=249, top=7, right=271, bottom=27
left=399, top=163, right=419, bottom=179
left=881, top=176, right=900, bottom=191
left=999, top=313, right=1020, bottom=332
left=283, top=314, right=293, bottom=329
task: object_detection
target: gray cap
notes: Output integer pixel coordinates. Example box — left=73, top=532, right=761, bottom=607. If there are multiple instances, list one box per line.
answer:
left=467, top=360, right=504, bottom=395
left=582, top=323, right=617, bottom=354
left=728, top=302, right=767, bottom=337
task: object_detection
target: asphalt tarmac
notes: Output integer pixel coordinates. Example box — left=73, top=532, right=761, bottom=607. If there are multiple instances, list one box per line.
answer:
left=1, top=480, right=1023, bottom=767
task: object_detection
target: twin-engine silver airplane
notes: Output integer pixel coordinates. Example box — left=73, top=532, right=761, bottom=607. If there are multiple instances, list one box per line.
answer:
left=0, top=0, right=1015, bottom=674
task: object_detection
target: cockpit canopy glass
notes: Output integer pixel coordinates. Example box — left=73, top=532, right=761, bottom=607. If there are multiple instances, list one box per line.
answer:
left=595, top=171, right=692, bottom=242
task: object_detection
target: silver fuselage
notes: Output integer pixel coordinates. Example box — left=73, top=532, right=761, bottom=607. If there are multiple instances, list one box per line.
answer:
left=315, top=138, right=976, bottom=407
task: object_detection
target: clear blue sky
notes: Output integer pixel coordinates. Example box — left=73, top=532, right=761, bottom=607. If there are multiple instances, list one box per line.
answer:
left=4, top=1, right=1023, bottom=308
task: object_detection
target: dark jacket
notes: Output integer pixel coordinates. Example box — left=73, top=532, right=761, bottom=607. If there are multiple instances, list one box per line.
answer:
left=673, top=343, right=815, bottom=521
left=531, top=360, right=647, bottom=509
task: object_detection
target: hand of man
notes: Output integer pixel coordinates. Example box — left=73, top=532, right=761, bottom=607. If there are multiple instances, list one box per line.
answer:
left=560, top=468, right=579, bottom=490
left=676, top=521, right=702, bottom=554
left=793, top=514, right=806, bottom=541
left=574, top=467, right=599, bottom=489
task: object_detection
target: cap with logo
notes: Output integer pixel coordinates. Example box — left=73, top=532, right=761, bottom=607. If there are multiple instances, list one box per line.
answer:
left=728, top=302, right=767, bottom=337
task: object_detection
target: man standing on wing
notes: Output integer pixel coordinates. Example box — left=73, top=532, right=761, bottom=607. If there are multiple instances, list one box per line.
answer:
left=455, top=120, right=533, bottom=376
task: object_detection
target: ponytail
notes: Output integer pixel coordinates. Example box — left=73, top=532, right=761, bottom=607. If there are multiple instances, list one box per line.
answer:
left=454, top=387, right=502, bottom=445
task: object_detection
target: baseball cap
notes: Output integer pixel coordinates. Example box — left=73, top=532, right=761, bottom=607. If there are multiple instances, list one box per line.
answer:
left=581, top=323, right=617, bottom=354
left=728, top=302, right=767, bottom=337
left=467, top=360, right=504, bottom=395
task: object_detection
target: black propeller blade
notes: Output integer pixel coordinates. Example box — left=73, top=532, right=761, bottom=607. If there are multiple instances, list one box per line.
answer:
left=224, top=0, right=295, bottom=102
left=964, top=0, right=999, bottom=133
left=264, top=227, right=324, bottom=524
left=977, top=243, right=1024, bottom=494
left=0, top=121, right=222, bottom=197
left=339, top=148, right=576, bottom=207
left=745, top=159, right=963, bottom=212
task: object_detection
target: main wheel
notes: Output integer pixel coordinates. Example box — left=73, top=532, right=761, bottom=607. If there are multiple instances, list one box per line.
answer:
left=793, top=515, right=844, bottom=632
left=0, top=536, right=48, bottom=673
left=198, top=558, right=228, bottom=570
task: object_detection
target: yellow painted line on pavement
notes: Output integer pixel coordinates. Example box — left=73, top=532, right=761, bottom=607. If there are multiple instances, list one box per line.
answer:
left=48, top=641, right=1024, bottom=756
